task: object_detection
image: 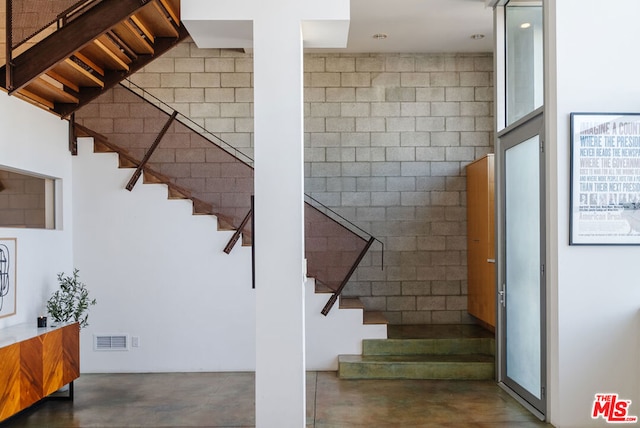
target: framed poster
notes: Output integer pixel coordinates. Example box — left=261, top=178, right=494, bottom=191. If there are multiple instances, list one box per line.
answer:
left=0, top=238, right=16, bottom=318
left=570, top=113, right=640, bottom=244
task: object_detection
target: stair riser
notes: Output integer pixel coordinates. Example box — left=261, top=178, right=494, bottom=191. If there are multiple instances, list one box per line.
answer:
left=338, top=362, right=494, bottom=380
left=363, top=338, right=495, bottom=357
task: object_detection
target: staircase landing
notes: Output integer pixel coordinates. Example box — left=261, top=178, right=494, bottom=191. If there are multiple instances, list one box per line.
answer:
left=338, top=324, right=495, bottom=380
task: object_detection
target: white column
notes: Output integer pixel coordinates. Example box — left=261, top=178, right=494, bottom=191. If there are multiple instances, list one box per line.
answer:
left=253, top=17, right=306, bottom=427
left=182, top=2, right=348, bottom=425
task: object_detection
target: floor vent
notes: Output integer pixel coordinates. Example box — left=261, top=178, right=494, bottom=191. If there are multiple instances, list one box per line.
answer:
left=94, top=334, right=129, bottom=351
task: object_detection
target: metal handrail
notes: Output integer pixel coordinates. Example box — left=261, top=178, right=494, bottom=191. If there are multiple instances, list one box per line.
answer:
left=126, top=111, right=178, bottom=191
left=321, top=236, right=376, bottom=316
left=122, top=79, right=255, bottom=166
left=118, top=80, right=384, bottom=313
left=224, top=208, right=253, bottom=254
left=122, top=79, right=384, bottom=256
left=304, top=194, right=382, bottom=245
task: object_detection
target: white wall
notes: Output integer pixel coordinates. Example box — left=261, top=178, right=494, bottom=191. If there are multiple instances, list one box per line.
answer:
left=0, top=94, right=74, bottom=330
left=546, top=1, right=640, bottom=426
left=73, top=137, right=256, bottom=372
left=73, top=137, right=384, bottom=372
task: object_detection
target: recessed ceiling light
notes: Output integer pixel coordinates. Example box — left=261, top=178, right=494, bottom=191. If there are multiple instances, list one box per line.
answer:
left=520, top=22, right=532, bottom=29
left=373, top=33, right=388, bottom=40
left=470, top=34, right=485, bottom=40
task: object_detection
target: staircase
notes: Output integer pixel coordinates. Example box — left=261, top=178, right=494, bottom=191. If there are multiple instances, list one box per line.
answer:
left=2, top=0, right=386, bottom=326
left=338, top=324, right=495, bottom=380
left=1, top=0, right=188, bottom=117
left=74, top=103, right=387, bottom=327
left=72, top=83, right=385, bottom=321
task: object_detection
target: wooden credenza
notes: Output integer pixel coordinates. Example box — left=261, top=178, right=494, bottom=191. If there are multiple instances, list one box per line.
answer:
left=466, top=154, right=496, bottom=329
left=0, top=322, right=79, bottom=422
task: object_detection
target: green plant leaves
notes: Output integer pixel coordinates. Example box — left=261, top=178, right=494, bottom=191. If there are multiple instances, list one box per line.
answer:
left=46, top=268, right=96, bottom=329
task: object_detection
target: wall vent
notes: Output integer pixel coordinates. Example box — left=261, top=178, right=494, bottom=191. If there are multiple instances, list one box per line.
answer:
left=94, top=334, right=129, bottom=351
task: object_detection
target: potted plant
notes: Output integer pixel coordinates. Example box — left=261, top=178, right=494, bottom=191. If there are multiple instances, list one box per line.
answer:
left=47, top=269, right=97, bottom=328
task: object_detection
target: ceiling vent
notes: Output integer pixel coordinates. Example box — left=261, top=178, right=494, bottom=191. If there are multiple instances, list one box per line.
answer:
left=94, top=334, right=129, bottom=351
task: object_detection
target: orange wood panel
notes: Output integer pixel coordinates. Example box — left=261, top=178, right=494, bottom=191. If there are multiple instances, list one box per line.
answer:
left=466, top=154, right=496, bottom=328
left=42, top=329, right=64, bottom=397
left=135, top=1, right=179, bottom=37
left=0, top=344, right=21, bottom=421
left=487, top=155, right=495, bottom=260
left=62, top=323, right=80, bottom=385
left=20, top=336, right=44, bottom=409
left=0, top=323, right=80, bottom=423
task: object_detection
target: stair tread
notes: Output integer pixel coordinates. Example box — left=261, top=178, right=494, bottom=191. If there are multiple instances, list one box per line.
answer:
left=339, top=297, right=364, bottom=310
left=241, top=232, right=252, bottom=246
left=167, top=183, right=192, bottom=199
left=339, top=353, right=494, bottom=364
left=387, top=324, right=493, bottom=340
left=338, top=353, right=494, bottom=380
left=136, top=0, right=180, bottom=37
left=363, top=337, right=493, bottom=355
left=363, top=311, right=388, bottom=325
left=75, top=123, right=111, bottom=144
left=143, top=169, right=172, bottom=183
left=366, top=337, right=494, bottom=343
left=314, top=282, right=335, bottom=294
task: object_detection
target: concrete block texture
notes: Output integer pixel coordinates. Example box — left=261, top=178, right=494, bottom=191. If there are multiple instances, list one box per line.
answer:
left=130, top=47, right=494, bottom=325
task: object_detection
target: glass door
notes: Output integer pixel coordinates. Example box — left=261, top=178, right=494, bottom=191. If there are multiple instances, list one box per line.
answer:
left=498, top=111, right=545, bottom=417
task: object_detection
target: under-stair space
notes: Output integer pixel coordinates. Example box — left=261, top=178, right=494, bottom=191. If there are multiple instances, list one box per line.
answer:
left=1, top=0, right=187, bottom=117
left=338, top=324, right=495, bottom=380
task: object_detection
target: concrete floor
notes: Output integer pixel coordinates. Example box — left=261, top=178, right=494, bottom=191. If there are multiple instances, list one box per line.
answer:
left=0, top=372, right=551, bottom=427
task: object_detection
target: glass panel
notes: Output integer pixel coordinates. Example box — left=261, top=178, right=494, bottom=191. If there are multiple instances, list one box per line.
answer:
left=75, top=85, right=374, bottom=297
left=506, top=2, right=543, bottom=125
left=76, top=86, right=255, bottom=231
left=505, top=135, right=541, bottom=399
left=304, top=199, right=369, bottom=293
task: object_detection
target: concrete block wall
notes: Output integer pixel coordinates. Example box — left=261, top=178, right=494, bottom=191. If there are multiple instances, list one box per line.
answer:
left=127, top=43, right=255, bottom=161
left=0, top=170, right=46, bottom=228
left=129, top=42, right=494, bottom=324
left=1, top=1, right=58, bottom=65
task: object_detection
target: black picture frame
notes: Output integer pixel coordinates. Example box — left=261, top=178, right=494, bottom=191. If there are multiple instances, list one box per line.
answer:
left=0, top=238, right=17, bottom=318
left=570, top=113, right=640, bottom=245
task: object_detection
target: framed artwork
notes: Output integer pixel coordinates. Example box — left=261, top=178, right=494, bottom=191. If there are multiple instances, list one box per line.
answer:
left=0, top=238, right=16, bottom=318
left=570, top=113, right=640, bottom=244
